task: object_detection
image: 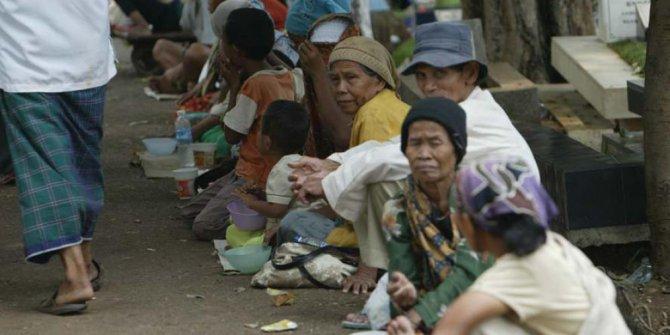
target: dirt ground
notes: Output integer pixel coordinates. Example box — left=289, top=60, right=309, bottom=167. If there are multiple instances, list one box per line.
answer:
left=0, top=42, right=365, bottom=335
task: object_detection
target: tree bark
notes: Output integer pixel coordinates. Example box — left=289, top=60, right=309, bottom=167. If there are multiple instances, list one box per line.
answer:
left=643, top=0, right=670, bottom=278
left=462, top=0, right=595, bottom=82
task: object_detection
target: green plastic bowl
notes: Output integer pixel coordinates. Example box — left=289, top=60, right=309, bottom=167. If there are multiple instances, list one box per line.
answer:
left=221, top=245, right=272, bottom=274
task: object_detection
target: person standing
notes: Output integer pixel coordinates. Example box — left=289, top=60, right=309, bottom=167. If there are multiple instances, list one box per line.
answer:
left=0, top=1, right=116, bottom=315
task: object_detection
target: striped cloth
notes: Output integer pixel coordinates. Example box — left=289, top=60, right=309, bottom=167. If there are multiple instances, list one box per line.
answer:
left=0, top=86, right=106, bottom=263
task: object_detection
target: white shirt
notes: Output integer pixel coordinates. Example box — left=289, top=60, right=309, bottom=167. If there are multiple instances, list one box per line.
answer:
left=0, top=1, right=116, bottom=93
left=322, top=87, right=539, bottom=222
left=180, top=0, right=217, bottom=45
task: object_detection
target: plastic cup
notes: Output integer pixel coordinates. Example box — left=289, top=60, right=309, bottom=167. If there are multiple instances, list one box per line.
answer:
left=173, top=167, right=198, bottom=199
left=191, top=142, right=217, bottom=169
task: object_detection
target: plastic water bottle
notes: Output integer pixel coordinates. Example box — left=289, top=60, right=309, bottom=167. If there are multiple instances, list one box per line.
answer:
left=175, top=110, right=194, bottom=167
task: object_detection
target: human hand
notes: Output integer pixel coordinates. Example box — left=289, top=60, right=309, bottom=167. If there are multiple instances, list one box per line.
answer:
left=387, top=315, right=416, bottom=335
left=219, top=56, right=241, bottom=88
left=232, top=187, right=259, bottom=206
left=298, top=41, right=327, bottom=78
left=289, top=158, right=340, bottom=203
left=388, top=271, right=418, bottom=310
left=127, top=24, right=152, bottom=39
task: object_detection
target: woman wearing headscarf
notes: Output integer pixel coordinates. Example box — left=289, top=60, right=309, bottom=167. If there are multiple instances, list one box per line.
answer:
left=328, top=36, right=410, bottom=147
left=277, top=35, right=410, bottom=291
left=417, top=158, right=630, bottom=335
left=298, top=14, right=361, bottom=158
left=372, top=98, right=492, bottom=333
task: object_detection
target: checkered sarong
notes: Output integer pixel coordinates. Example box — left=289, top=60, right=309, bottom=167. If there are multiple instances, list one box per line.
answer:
left=0, top=86, right=106, bottom=263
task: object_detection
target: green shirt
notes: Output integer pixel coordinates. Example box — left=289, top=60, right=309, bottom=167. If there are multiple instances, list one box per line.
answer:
left=385, top=195, right=494, bottom=327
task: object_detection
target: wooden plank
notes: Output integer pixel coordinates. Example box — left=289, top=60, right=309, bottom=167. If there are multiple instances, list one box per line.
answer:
left=551, top=36, right=642, bottom=120
left=540, top=85, right=615, bottom=151
left=487, top=62, right=535, bottom=90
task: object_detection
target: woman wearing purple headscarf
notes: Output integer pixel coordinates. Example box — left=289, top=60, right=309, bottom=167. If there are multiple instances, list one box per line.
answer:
left=424, top=158, right=631, bottom=335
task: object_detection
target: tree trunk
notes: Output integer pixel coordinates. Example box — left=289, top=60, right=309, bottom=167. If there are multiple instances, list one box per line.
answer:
left=643, top=0, right=670, bottom=278
left=462, top=0, right=595, bottom=82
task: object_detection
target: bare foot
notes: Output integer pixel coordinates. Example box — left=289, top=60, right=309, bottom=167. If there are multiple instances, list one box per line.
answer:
left=343, top=264, right=378, bottom=294
left=344, top=312, right=370, bottom=324
left=54, top=279, right=94, bottom=306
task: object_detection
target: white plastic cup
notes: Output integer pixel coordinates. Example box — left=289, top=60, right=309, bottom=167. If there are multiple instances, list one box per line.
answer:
left=173, top=167, right=198, bottom=199
left=191, top=142, right=217, bottom=169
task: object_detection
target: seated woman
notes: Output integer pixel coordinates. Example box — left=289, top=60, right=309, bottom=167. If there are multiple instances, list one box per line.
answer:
left=375, top=98, right=492, bottom=333
left=298, top=13, right=360, bottom=158
left=328, top=36, right=409, bottom=148
left=278, top=35, right=410, bottom=294
left=388, top=158, right=631, bottom=335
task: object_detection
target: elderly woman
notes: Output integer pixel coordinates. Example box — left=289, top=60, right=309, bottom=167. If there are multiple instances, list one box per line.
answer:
left=413, top=158, right=629, bottom=335
left=370, top=98, right=491, bottom=333
left=328, top=36, right=409, bottom=147
left=277, top=35, right=409, bottom=292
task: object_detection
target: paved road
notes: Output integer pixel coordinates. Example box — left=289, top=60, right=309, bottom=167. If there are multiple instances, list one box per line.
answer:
left=0, top=42, right=365, bottom=335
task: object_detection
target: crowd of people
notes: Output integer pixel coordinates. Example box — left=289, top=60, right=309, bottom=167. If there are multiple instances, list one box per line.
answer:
left=0, top=0, right=632, bottom=334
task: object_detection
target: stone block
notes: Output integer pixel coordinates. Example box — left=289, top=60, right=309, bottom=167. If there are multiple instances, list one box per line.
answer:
left=552, top=36, right=642, bottom=120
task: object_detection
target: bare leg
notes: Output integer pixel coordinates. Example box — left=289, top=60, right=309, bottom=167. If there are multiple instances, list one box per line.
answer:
left=152, top=39, right=185, bottom=70
left=182, top=43, right=211, bottom=86
left=55, top=245, right=94, bottom=305
left=81, top=241, right=98, bottom=281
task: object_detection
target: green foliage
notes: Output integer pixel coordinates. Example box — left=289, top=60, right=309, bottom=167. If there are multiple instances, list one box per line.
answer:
left=393, top=38, right=415, bottom=67
left=435, top=0, right=460, bottom=8
left=609, top=40, right=647, bottom=77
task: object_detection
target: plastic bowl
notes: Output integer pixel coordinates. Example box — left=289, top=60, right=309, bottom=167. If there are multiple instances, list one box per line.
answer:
left=142, top=138, right=177, bottom=156
left=227, top=200, right=267, bottom=231
left=221, top=245, right=272, bottom=274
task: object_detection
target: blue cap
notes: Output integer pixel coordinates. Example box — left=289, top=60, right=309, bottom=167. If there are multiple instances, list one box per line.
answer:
left=285, top=0, right=350, bottom=38
left=401, top=22, right=487, bottom=81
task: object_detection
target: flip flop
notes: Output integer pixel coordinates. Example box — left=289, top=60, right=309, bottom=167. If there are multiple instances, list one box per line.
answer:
left=341, top=313, right=372, bottom=330
left=38, top=290, right=87, bottom=316
left=90, top=259, right=103, bottom=292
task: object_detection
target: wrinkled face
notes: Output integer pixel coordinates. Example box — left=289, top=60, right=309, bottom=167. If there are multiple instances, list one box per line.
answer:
left=329, top=60, right=385, bottom=115
left=405, top=120, right=456, bottom=186
left=414, top=64, right=475, bottom=103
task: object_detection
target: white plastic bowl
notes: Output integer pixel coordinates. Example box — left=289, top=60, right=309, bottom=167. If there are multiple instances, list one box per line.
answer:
left=142, top=138, right=177, bottom=156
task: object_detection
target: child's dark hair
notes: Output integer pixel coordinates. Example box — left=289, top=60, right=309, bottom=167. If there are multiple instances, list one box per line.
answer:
left=225, top=8, right=275, bottom=61
left=262, top=100, right=310, bottom=155
left=478, top=214, right=547, bottom=257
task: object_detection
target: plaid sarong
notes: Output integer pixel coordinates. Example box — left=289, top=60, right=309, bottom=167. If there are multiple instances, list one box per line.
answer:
left=0, top=86, right=106, bottom=263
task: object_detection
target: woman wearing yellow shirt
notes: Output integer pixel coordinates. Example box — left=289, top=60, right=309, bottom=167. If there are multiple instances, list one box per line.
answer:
left=327, top=36, right=410, bottom=147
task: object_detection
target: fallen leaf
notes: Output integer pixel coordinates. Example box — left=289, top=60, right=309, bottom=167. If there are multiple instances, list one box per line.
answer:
left=244, top=323, right=259, bottom=329
left=266, top=288, right=295, bottom=307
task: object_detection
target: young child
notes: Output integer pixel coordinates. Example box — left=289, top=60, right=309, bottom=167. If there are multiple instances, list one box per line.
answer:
left=184, top=7, right=304, bottom=241
left=233, top=100, right=310, bottom=243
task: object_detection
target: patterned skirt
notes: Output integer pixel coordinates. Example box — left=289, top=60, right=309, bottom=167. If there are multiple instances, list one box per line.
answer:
left=0, top=86, right=106, bottom=263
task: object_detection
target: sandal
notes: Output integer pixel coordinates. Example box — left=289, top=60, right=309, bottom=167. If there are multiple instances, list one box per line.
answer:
left=38, top=290, right=87, bottom=316
left=342, top=312, right=372, bottom=330
left=90, top=259, right=103, bottom=292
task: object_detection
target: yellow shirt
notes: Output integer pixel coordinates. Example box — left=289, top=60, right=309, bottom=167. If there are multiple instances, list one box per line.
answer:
left=326, top=90, right=409, bottom=248
left=349, top=89, right=410, bottom=147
